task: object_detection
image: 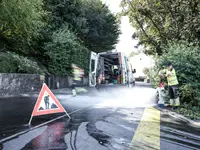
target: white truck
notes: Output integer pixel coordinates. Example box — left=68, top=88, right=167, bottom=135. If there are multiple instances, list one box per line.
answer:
left=89, top=51, right=136, bottom=88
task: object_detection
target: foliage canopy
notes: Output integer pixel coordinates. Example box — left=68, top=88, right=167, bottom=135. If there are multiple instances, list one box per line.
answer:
left=0, top=0, right=120, bottom=74
left=121, top=0, right=200, bottom=55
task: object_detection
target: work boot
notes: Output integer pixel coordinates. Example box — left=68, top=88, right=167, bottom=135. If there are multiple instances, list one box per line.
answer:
left=170, top=99, right=175, bottom=106
left=175, top=97, right=180, bottom=106
left=72, top=89, right=76, bottom=97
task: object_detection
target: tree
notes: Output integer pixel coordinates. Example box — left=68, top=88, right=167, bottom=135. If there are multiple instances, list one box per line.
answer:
left=0, top=0, right=46, bottom=40
left=44, top=0, right=120, bottom=53
left=44, top=26, right=90, bottom=75
left=43, top=0, right=84, bottom=30
left=120, top=0, right=200, bottom=55
left=0, top=0, right=47, bottom=57
left=0, top=0, right=120, bottom=75
left=81, top=0, right=120, bottom=52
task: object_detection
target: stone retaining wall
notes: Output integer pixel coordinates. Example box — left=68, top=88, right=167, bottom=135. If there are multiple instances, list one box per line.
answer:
left=0, top=73, right=89, bottom=97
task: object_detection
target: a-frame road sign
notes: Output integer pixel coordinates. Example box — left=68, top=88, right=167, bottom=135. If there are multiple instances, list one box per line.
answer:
left=29, top=83, right=70, bottom=124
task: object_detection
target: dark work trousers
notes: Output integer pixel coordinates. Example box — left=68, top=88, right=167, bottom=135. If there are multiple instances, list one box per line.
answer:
left=71, top=79, right=81, bottom=90
left=168, top=84, right=179, bottom=99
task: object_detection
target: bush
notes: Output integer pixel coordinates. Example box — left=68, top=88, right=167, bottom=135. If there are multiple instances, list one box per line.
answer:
left=44, top=26, right=90, bottom=76
left=176, top=104, right=200, bottom=120
left=0, top=52, right=44, bottom=74
left=155, top=42, right=200, bottom=106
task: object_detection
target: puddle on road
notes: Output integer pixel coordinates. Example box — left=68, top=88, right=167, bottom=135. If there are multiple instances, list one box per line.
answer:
left=86, top=122, right=110, bottom=146
left=22, top=122, right=67, bottom=150
left=2, top=108, right=111, bottom=150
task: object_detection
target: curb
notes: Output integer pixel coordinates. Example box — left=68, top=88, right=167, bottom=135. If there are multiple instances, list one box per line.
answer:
left=155, top=106, right=200, bottom=127
left=0, top=88, right=72, bottom=98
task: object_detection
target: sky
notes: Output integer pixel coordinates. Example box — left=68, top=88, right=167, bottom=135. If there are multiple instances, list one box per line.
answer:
left=101, top=0, right=153, bottom=76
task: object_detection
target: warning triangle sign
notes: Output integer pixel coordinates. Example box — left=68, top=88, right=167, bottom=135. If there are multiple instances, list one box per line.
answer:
left=31, top=83, right=67, bottom=117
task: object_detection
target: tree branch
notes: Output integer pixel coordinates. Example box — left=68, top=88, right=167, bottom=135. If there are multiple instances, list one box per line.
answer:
left=127, top=0, right=157, bottom=47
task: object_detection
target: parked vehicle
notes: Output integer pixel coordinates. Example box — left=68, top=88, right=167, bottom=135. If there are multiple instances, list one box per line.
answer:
left=89, top=51, right=136, bottom=87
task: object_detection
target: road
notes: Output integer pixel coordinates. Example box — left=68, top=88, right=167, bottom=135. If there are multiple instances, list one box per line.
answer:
left=0, top=82, right=200, bottom=150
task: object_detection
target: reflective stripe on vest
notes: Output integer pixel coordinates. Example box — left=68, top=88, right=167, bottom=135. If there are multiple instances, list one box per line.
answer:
left=166, top=69, right=178, bottom=86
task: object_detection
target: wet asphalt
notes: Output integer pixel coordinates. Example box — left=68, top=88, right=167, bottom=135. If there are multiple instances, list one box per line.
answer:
left=0, top=82, right=200, bottom=150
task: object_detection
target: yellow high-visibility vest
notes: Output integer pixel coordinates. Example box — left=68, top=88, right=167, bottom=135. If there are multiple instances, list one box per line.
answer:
left=73, top=69, right=81, bottom=81
left=166, top=69, right=178, bottom=86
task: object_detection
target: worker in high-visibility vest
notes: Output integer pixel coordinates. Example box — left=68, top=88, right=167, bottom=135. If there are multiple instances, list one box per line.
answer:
left=71, top=64, right=82, bottom=97
left=160, top=63, right=180, bottom=107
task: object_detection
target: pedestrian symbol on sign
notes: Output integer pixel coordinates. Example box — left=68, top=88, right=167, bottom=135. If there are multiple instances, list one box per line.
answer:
left=38, top=94, right=59, bottom=111
left=44, top=95, right=50, bottom=109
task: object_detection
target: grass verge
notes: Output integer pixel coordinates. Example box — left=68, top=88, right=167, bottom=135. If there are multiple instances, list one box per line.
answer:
left=174, top=104, right=200, bottom=120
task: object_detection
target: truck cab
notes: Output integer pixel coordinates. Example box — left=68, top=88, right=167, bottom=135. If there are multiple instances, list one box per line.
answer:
left=89, top=51, right=136, bottom=87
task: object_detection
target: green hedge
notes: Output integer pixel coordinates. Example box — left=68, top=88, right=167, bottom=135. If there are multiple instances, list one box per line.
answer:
left=44, top=25, right=90, bottom=76
left=0, top=52, right=44, bottom=74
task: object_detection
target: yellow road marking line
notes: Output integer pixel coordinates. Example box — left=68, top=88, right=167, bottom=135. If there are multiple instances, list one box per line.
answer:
left=129, top=107, right=160, bottom=150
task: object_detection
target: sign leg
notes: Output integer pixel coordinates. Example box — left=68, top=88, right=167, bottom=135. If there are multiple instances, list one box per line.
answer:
left=28, top=116, right=33, bottom=125
left=65, top=111, right=71, bottom=119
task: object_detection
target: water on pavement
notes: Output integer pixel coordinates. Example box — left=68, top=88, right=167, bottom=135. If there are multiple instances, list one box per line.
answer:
left=0, top=83, right=200, bottom=150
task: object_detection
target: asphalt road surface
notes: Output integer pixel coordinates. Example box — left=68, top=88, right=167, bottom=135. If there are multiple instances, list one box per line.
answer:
left=0, top=82, right=200, bottom=150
